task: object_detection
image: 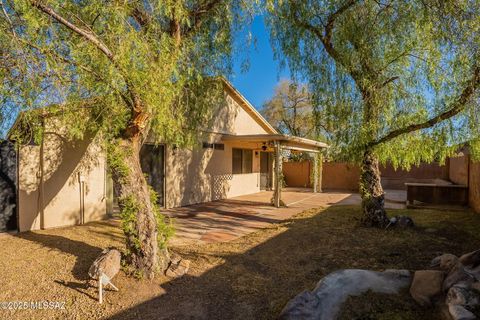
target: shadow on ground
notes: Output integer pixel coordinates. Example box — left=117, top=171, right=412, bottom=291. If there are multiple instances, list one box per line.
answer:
left=105, top=206, right=480, bottom=320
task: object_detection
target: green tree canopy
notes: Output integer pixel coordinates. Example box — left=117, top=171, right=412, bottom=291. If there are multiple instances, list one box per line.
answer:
left=266, top=0, right=480, bottom=226
left=266, top=0, right=480, bottom=167
left=0, top=0, right=257, bottom=278
left=1, top=0, right=255, bottom=145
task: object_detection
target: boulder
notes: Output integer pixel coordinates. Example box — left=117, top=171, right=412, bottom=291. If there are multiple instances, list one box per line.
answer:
left=166, top=258, right=190, bottom=278
left=388, top=216, right=414, bottom=228
left=446, top=284, right=480, bottom=307
left=431, top=254, right=459, bottom=271
left=278, top=290, right=320, bottom=319
left=472, top=282, right=480, bottom=293
left=444, top=264, right=475, bottom=292
left=279, top=269, right=411, bottom=320
left=88, top=248, right=121, bottom=280
left=460, top=250, right=480, bottom=268
left=448, top=304, right=477, bottom=320
left=409, top=270, right=445, bottom=306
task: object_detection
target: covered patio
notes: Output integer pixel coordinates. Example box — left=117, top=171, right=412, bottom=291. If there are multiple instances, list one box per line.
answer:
left=221, top=133, right=328, bottom=207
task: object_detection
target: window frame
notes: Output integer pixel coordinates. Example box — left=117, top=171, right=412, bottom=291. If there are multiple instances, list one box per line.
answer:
left=232, top=148, right=253, bottom=174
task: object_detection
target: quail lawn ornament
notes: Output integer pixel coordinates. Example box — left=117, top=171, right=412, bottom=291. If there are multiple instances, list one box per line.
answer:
left=88, top=248, right=121, bottom=303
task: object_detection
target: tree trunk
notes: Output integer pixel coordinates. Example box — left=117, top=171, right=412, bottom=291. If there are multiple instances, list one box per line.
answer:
left=359, top=149, right=389, bottom=227
left=110, top=137, right=169, bottom=279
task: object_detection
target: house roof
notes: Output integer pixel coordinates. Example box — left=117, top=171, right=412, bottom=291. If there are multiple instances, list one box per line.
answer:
left=220, top=79, right=328, bottom=152
left=8, top=79, right=328, bottom=152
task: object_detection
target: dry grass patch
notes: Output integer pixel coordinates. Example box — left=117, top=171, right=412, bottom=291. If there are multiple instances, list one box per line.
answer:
left=0, top=206, right=479, bottom=319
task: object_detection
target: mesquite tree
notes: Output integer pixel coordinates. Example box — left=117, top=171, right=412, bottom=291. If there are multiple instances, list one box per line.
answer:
left=261, top=80, right=315, bottom=137
left=1, top=0, right=255, bottom=278
left=266, top=0, right=480, bottom=227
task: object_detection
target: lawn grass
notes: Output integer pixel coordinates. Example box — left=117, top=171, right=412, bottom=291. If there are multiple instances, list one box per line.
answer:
left=0, top=205, right=479, bottom=319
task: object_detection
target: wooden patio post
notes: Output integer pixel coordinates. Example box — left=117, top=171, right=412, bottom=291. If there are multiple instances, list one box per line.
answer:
left=318, top=152, right=323, bottom=193
left=313, top=153, right=318, bottom=193
left=274, top=141, right=282, bottom=207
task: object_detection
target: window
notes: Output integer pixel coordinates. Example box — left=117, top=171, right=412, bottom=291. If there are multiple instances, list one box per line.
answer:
left=214, top=143, right=224, bottom=151
left=202, top=142, right=214, bottom=149
left=232, top=148, right=253, bottom=174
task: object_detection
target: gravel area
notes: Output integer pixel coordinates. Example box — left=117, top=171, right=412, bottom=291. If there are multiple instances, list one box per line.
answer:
left=0, top=206, right=479, bottom=319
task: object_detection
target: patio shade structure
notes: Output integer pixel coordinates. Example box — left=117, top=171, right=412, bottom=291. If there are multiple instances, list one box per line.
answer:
left=221, top=134, right=328, bottom=207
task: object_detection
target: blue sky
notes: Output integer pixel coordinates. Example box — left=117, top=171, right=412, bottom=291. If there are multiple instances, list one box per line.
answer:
left=230, top=16, right=290, bottom=111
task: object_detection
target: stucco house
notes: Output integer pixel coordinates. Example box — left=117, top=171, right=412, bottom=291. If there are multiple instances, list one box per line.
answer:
left=2, top=80, right=326, bottom=232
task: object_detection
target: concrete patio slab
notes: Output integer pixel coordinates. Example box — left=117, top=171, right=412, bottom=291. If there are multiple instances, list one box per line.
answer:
left=166, top=188, right=406, bottom=245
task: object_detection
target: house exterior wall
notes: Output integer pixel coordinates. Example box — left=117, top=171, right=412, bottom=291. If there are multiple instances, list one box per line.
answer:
left=165, top=137, right=263, bottom=208
left=18, top=126, right=109, bottom=231
left=16, top=87, right=273, bottom=230
left=152, top=90, right=272, bottom=208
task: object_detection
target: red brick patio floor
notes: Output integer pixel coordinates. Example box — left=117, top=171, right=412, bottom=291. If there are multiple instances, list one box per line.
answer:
left=165, top=188, right=406, bottom=245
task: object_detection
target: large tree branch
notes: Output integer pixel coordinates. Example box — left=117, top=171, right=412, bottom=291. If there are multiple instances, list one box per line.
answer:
left=289, top=0, right=361, bottom=82
left=31, top=1, right=147, bottom=138
left=322, top=0, right=358, bottom=59
left=188, top=0, right=223, bottom=32
left=31, top=1, right=114, bottom=60
left=369, top=65, right=480, bottom=147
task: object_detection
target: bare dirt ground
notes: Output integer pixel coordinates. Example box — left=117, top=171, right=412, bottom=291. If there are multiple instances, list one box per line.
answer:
left=0, top=205, right=479, bottom=320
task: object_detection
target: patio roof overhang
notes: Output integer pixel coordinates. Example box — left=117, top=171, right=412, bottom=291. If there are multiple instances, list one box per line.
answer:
left=222, top=133, right=328, bottom=208
left=221, top=134, right=328, bottom=153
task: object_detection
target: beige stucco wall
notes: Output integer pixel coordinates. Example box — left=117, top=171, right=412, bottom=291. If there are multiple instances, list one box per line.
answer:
left=207, top=91, right=271, bottom=135
left=17, top=88, right=273, bottom=229
left=156, top=90, right=271, bottom=208
left=18, top=125, right=109, bottom=231
left=165, top=138, right=263, bottom=208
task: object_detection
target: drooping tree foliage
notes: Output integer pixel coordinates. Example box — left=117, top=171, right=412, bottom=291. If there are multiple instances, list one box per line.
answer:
left=266, top=0, right=480, bottom=226
left=1, top=0, right=256, bottom=278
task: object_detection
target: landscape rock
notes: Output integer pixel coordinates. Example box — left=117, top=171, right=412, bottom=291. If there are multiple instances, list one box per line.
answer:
left=448, top=304, right=477, bottom=320
left=447, top=284, right=480, bottom=307
left=444, top=264, right=475, bottom=292
left=397, top=215, right=415, bottom=228
left=472, top=282, right=480, bottom=293
left=460, top=250, right=480, bottom=268
left=278, top=290, right=320, bottom=319
left=466, top=265, right=480, bottom=282
left=169, top=252, right=182, bottom=265
left=279, top=269, right=411, bottom=320
left=388, top=216, right=414, bottom=228
left=431, top=254, right=459, bottom=271
left=88, top=248, right=121, bottom=280
left=409, top=270, right=445, bottom=306
left=166, top=258, right=190, bottom=278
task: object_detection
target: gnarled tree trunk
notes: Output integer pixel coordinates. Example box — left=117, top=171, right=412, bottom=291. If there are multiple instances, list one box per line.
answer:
left=359, top=149, right=389, bottom=227
left=110, top=137, right=170, bottom=279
